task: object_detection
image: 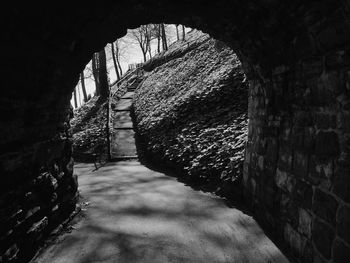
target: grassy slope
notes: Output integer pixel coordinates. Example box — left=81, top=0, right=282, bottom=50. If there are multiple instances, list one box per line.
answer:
left=133, top=30, right=248, bottom=195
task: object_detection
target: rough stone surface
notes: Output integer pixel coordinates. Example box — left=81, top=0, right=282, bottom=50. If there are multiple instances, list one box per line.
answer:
left=332, top=238, right=350, bottom=263
left=313, top=188, right=339, bottom=226
left=312, top=218, right=335, bottom=260
left=336, top=205, right=350, bottom=244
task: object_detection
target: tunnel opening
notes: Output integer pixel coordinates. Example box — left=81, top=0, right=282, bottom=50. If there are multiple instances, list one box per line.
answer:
left=1, top=1, right=350, bottom=262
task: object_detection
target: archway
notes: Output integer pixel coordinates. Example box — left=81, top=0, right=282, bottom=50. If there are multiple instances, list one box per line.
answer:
left=1, top=1, right=350, bottom=262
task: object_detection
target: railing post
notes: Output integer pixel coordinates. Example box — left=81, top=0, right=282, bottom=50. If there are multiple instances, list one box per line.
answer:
left=106, top=86, right=112, bottom=161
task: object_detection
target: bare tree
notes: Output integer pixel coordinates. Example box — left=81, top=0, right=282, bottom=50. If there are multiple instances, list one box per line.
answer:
left=80, top=71, right=88, bottom=102
left=97, top=48, right=109, bottom=99
left=157, top=24, right=161, bottom=53
left=92, top=53, right=100, bottom=95
left=175, top=24, right=180, bottom=41
left=73, top=87, right=78, bottom=108
left=91, top=49, right=109, bottom=99
left=115, top=41, right=123, bottom=76
left=161, top=24, right=168, bottom=51
left=131, top=25, right=150, bottom=62
left=110, top=43, right=120, bottom=81
left=148, top=32, right=152, bottom=59
left=182, top=25, right=186, bottom=40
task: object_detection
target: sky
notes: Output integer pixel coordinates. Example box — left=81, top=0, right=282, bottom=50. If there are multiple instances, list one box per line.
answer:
left=72, top=24, right=192, bottom=107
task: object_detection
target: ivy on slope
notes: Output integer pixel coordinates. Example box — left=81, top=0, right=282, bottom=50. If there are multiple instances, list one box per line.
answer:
left=133, top=31, right=248, bottom=193
left=70, top=96, right=108, bottom=158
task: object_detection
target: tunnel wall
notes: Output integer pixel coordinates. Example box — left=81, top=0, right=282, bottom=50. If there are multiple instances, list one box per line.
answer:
left=0, top=105, right=78, bottom=262
left=244, top=35, right=350, bottom=262
left=0, top=1, right=350, bottom=262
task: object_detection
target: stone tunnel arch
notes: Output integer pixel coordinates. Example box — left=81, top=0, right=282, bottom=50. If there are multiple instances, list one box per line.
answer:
left=1, top=1, right=350, bottom=262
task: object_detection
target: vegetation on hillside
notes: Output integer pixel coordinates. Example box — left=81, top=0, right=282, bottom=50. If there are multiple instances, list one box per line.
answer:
left=133, top=30, right=248, bottom=195
left=70, top=97, right=108, bottom=160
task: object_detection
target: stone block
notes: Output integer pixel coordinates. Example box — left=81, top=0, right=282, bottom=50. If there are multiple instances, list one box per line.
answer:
left=295, top=111, right=314, bottom=127
left=308, top=155, right=324, bottom=184
left=3, top=244, right=19, bottom=262
left=26, top=216, right=48, bottom=240
left=71, top=173, right=78, bottom=192
left=313, top=188, right=339, bottom=225
left=275, top=168, right=295, bottom=193
left=310, top=79, right=334, bottom=106
left=265, top=137, right=278, bottom=165
left=315, top=112, right=337, bottom=129
left=336, top=205, right=350, bottom=244
left=292, top=128, right=304, bottom=150
left=286, top=203, right=300, bottom=229
left=298, top=208, right=312, bottom=238
left=302, top=59, right=323, bottom=79
left=313, top=251, right=328, bottom=263
left=277, top=147, right=292, bottom=172
left=284, top=223, right=307, bottom=257
left=293, top=151, right=309, bottom=178
left=294, top=32, right=317, bottom=60
left=303, top=127, right=316, bottom=154
left=295, top=180, right=313, bottom=209
left=337, top=112, right=350, bottom=132
left=315, top=131, right=340, bottom=161
left=302, top=241, right=313, bottom=263
left=312, top=217, right=335, bottom=260
left=326, top=50, right=350, bottom=72
left=333, top=167, right=350, bottom=203
left=332, top=238, right=350, bottom=263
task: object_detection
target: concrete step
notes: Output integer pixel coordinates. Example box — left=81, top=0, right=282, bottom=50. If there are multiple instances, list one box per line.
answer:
left=111, top=129, right=137, bottom=157
left=121, top=91, right=134, bottom=98
left=113, top=111, right=133, bottom=129
left=110, top=156, right=138, bottom=161
left=114, top=99, right=132, bottom=111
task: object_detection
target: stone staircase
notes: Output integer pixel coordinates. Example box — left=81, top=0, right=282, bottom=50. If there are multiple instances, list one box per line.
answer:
left=110, top=86, right=137, bottom=160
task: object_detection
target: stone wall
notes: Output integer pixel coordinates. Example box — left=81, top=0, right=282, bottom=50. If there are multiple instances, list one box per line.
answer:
left=244, top=43, right=350, bottom=262
left=0, top=1, right=350, bottom=262
left=0, top=105, right=78, bottom=262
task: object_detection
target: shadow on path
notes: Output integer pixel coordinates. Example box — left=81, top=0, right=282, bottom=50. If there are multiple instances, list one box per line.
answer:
left=32, top=161, right=289, bottom=263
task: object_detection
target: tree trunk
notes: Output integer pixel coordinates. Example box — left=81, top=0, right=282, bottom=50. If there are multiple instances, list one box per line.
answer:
left=145, top=27, right=152, bottom=59
left=111, top=43, right=120, bottom=81
left=92, top=53, right=100, bottom=95
left=115, top=43, right=123, bottom=76
left=73, top=87, right=78, bottom=108
left=182, top=25, right=186, bottom=40
left=148, top=38, right=152, bottom=59
left=176, top=24, right=180, bottom=40
left=116, top=56, right=123, bottom=76
left=157, top=24, right=161, bottom=53
left=97, top=48, right=109, bottom=100
left=142, top=50, right=147, bottom=62
left=77, top=83, right=81, bottom=107
left=140, top=42, right=147, bottom=62
left=80, top=71, right=88, bottom=102
left=161, top=24, right=168, bottom=51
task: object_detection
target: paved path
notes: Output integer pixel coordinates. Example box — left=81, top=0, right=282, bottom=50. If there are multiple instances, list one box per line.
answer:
left=33, top=161, right=290, bottom=263
left=110, top=87, right=137, bottom=159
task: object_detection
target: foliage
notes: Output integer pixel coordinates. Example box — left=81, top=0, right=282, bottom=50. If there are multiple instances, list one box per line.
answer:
left=133, top=30, right=248, bottom=192
left=70, top=96, right=108, bottom=156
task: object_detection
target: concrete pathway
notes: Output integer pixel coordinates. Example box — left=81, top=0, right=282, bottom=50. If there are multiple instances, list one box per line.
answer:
left=32, top=161, right=290, bottom=263
left=110, top=88, right=137, bottom=159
